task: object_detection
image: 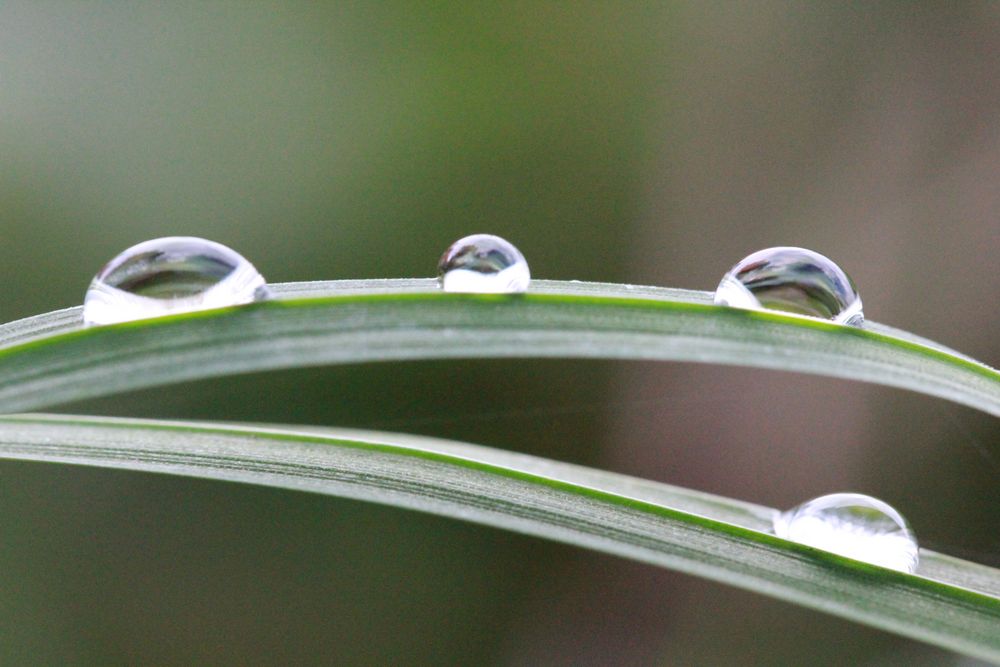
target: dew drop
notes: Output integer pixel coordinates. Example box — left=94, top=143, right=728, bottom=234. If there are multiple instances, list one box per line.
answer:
left=773, top=493, right=919, bottom=573
left=714, top=247, right=863, bottom=325
left=83, top=237, right=269, bottom=326
left=437, top=234, right=530, bottom=293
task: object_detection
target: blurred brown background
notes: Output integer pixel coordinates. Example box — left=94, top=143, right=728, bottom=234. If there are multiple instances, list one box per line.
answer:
left=1, top=2, right=998, bottom=665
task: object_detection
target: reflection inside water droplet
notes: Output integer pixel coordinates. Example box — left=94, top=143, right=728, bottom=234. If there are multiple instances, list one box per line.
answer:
left=773, top=493, right=919, bottom=573
left=714, top=247, right=863, bottom=325
left=82, top=236, right=269, bottom=326
left=437, top=234, right=530, bottom=293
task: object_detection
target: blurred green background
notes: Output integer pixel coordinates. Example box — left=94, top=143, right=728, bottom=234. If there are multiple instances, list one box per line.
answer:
left=2, top=2, right=999, bottom=664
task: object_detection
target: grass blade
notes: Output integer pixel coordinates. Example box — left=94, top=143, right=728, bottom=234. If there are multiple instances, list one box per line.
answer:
left=0, top=413, right=997, bottom=661
left=0, top=280, right=996, bottom=417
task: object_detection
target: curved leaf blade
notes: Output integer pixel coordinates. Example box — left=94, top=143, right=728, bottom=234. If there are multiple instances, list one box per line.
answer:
left=0, top=414, right=997, bottom=661
left=0, top=280, right=996, bottom=418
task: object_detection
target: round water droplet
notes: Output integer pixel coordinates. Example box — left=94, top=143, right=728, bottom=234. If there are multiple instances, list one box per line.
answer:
left=773, top=493, right=918, bottom=573
left=437, top=234, right=530, bottom=293
left=83, top=237, right=269, bottom=326
left=714, top=247, right=863, bottom=325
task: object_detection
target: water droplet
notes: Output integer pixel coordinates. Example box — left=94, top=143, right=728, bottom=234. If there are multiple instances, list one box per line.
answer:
left=773, top=493, right=919, bottom=573
left=437, top=234, right=530, bottom=293
left=83, top=237, right=269, bottom=326
left=714, top=247, right=863, bottom=325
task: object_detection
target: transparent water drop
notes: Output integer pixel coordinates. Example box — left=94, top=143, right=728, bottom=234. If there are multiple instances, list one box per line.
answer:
left=714, top=247, right=863, bottom=325
left=83, top=237, right=269, bottom=326
left=437, top=234, right=530, bottom=293
left=773, top=493, right=919, bottom=573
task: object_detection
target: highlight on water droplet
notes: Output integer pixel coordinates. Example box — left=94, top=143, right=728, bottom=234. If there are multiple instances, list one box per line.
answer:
left=714, top=247, right=863, bottom=325
left=82, top=236, right=269, bottom=326
left=773, top=493, right=919, bottom=573
left=437, top=234, right=530, bottom=294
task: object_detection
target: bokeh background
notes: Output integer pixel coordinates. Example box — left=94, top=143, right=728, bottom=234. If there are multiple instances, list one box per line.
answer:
left=2, top=3, right=999, bottom=665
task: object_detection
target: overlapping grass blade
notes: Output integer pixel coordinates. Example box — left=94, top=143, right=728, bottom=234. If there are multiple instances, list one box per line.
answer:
left=2, top=281, right=998, bottom=659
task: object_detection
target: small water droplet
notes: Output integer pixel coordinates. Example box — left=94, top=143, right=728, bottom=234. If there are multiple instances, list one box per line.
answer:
left=773, top=493, right=919, bottom=573
left=83, top=237, right=269, bottom=326
left=714, top=247, right=863, bottom=325
left=437, top=234, right=530, bottom=293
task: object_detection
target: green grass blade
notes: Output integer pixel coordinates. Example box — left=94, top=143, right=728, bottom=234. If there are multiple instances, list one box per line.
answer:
left=0, top=280, right=996, bottom=417
left=0, top=414, right=997, bottom=661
